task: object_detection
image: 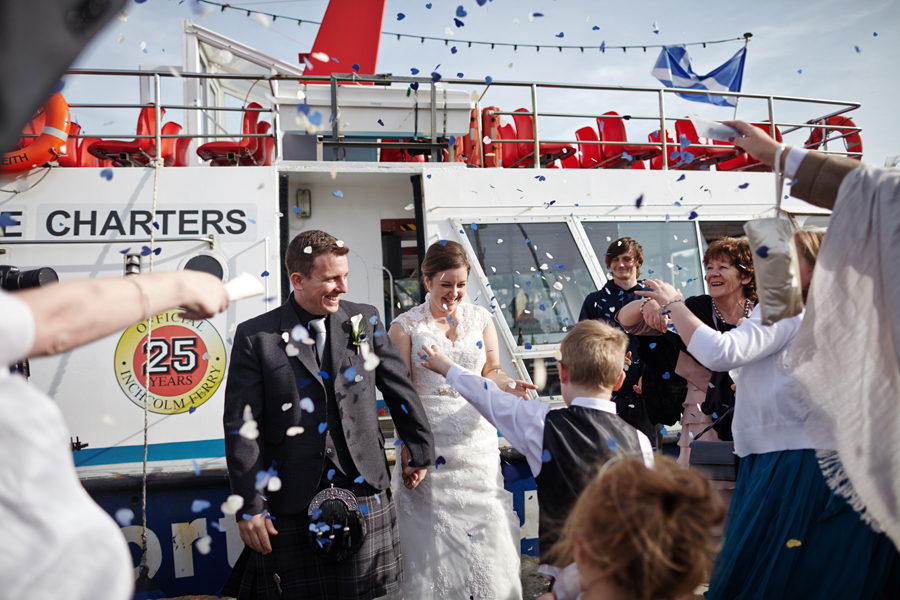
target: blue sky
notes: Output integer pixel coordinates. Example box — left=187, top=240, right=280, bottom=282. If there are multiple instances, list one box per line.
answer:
left=66, top=0, right=899, bottom=164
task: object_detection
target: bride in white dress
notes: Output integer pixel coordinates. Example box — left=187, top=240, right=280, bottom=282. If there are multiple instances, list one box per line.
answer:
left=388, top=240, right=533, bottom=600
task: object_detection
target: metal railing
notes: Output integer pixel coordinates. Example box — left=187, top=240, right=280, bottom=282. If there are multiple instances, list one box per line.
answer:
left=51, top=69, right=862, bottom=169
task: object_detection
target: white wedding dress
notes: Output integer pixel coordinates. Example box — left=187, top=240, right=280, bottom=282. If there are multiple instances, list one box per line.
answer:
left=392, top=298, right=522, bottom=600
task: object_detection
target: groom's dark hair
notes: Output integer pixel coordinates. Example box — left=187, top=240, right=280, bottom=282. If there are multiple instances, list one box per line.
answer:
left=286, top=230, right=350, bottom=278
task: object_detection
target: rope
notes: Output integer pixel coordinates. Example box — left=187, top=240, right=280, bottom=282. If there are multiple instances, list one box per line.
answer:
left=138, top=154, right=164, bottom=580
left=196, top=0, right=744, bottom=54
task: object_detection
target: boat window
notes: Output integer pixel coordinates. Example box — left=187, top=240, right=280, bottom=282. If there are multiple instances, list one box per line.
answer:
left=463, top=222, right=594, bottom=346
left=522, top=357, right=562, bottom=398
left=582, top=221, right=705, bottom=299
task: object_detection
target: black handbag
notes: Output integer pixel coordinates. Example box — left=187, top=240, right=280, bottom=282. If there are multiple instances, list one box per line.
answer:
left=307, top=485, right=367, bottom=560
left=688, top=408, right=738, bottom=482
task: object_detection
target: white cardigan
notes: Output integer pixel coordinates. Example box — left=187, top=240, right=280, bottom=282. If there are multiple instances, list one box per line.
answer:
left=686, top=305, right=828, bottom=457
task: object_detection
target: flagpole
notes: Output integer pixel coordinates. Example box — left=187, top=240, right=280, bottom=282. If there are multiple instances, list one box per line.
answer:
left=732, top=33, right=752, bottom=119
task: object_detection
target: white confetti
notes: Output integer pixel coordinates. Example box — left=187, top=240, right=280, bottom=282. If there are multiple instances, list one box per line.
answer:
left=116, top=34, right=125, bottom=44
left=221, top=494, right=244, bottom=515
left=286, top=426, right=305, bottom=436
left=539, top=264, right=549, bottom=270
left=139, top=41, right=147, bottom=51
left=553, top=281, right=564, bottom=290
left=239, top=420, right=259, bottom=440
left=304, top=246, right=313, bottom=254
left=291, top=324, right=309, bottom=342
left=196, top=536, right=212, bottom=555
left=497, top=239, right=503, bottom=244
left=285, top=343, right=300, bottom=357
left=281, top=403, right=292, bottom=411
left=491, top=266, right=497, bottom=273
left=252, top=13, right=271, bottom=27
left=114, top=508, right=134, bottom=526
left=297, top=90, right=307, bottom=101
left=666, top=262, right=675, bottom=268
left=282, top=332, right=290, bottom=343
left=483, top=136, right=491, bottom=145
left=546, top=252, right=553, bottom=259
left=267, top=477, right=282, bottom=492
left=312, top=52, right=329, bottom=62
left=336, top=240, right=345, bottom=247
left=404, top=203, right=414, bottom=211
left=361, top=342, right=380, bottom=371
left=118, top=9, right=128, bottom=21
left=445, top=27, right=454, bottom=36
left=508, top=382, right=517, bottom=389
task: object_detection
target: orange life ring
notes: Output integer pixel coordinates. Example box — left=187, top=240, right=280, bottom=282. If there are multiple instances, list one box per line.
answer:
left=805, top=115, right=862, bottom=161
left=1, top=93, right=70, bottom=174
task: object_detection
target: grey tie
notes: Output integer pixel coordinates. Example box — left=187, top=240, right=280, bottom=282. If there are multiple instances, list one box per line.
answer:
left=309, top=318, right=327, bottom=365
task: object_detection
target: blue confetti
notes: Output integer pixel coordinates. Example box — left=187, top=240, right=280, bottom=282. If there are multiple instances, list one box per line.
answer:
left=485, top=76, right=493, bottom=85
left=622, top=151, right=633, bottom=161
left=688, top=211, right=699, bottom=220
left=797, top=69, right=802, bottom=74
left=623, top=115, right=631, bottom=120
left=261, top=270, right=270, bottom=277
left=119, top=248, right=131, bottom=254
left=352, top=63, right=360, bottom=72
left=476, top=0, right=486, bottom=5
left=344, top=366, right=358, bottom=381
left=312, top=507, right=322, bottom=519
left=191, top=499, right=211, bottom=513
left=397, top=12, right=405, bottom=20
left=677, top=174, right=686, bottom=182
left=532, top=12, right=544, bottom=18
left=361, top=505, right=369, bottom=514
left=318, top=371, right=330, bottom=380
left=401, top=404, right=409, bottom=414
left=451, top=46, right=458, bottom=54
left=539, top=304, right=546, bottom=311
left=541, top=449, right=552, bottom=463
left=756, top=246, right=769, bottom=258
left=354, top=475, right=365, bottom=484
left=333, top=190, right=343, bottom=197
left=374, top=330, right=387, bottom=337
left=227, top=338, right=233, bottom=345
left=556, top=32, right=564, bottom=38
left=457, top=72, right=464, bottom=77
left=662, top=372, right=671, bottom=380
left=606, top=438, right=617, bottom=452
left=394, top=440, right=403, bottom=446
left=635, top=194, right=643, bottom=208
left=292, top=206, right=301, bottom=214
left=242, top=513, right=254, bottom=520
left=660, top=426, right=667, bottom=435
left=431, top=72, right=442, bottom=83
left=448, top=135, right=457, bottom=145
left=536, top=175, right=546, bottom=181
left=327, top=468, right=336, bottom=481
left=0, top=213, right=19, bottom=228
left=599, top=40, right=606, bottom=52
left=456, top=6, right=467, bottom=17
left=100, top=168, right=113, bottom=180
left=470, top=223, right=478, bottom=230
left=435, top=456, right=446, bottom=468
left=319, top=422, right=328, bottom=434
left=427, top=174, right=432, bottom=178
left=680, top=135, right=691, bottom=149
left=191, top=459, right=200, bottom=476
left=738, top=183, right=749, bottom=189
left=426, top=2, right=432, bottom=7
left=592, top=26, right=600, bottom=31
left=188, top=405, right=196, bottom=414
left=476, top=340, right=483, bottom=349
left=525, top=281, right=531, bottom=286
left=411, top=68, right=420, bottom=75
left=377, top=119, right=385, bottom=126
left=297, top=104, right=310, bottom=115
left=712, top=412, right=719, bottom=419
left=649, top=343, right=657, bottom=349
left=440, top=239, right=447, bottom=246
left=524, top=342, right=532, bottom=350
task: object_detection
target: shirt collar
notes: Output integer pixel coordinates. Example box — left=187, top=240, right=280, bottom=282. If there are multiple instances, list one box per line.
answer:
left=571, top=396, right=616, bottom=414
left=289, top=294, right=326, bottom=328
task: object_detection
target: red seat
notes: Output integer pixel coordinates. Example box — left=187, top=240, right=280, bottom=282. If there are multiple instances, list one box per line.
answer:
left=133, top=122, right=182, bottom=167
left=511, top=108, right=575, bottom=167
left=674, top=118, right=738, bottom=167
left=88, top=104, right=162, bottom=166
left=240, top=122, right=275, bottom=166
left=379, top=139, right=425, bottom=163
left=648, top=130, right=680, bottom=170
left=481, top=106, right=504, bottom=167
left=173, top=137, right=191, bottom=167
left=575, top=126, right=602, bottom=168
left=597, top=111, right=660, bottom=168
left=78, top=136, right=101, bottom=167
left=559, top=153, right=581, bottom=169
left=196, top=102, right=261, bottom=166
left=499, top=123, right=520, bottom=167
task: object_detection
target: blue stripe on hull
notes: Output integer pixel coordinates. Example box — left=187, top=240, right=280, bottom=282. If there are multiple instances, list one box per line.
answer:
left=73, top=439, right=225, bottom=467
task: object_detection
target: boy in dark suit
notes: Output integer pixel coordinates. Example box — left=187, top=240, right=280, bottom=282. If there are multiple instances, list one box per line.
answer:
left=223, top=230, right=434, bottom=600
left=419, top=319, right=653, bottom=586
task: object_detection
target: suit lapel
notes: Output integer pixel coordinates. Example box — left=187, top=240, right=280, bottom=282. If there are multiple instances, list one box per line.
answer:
left=279, top=302, right=323, bottom=387
left=328, top=303, right=351, bottom=382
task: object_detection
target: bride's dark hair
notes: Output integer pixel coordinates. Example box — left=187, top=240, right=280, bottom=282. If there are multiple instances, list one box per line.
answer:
left=420, top=240, right=470, bottom=290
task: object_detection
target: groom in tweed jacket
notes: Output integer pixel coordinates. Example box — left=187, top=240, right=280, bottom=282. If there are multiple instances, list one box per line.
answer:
left=223, top=230, right=434, bottom=600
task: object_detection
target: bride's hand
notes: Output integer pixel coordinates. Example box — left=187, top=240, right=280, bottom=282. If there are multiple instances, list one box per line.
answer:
left=419, top=344, right=454, bottom=377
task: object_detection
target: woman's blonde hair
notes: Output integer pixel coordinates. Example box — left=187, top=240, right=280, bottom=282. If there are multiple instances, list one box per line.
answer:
left=793, top=227, right=825, bottom=304
left=546, top=457, right=726, bottom=600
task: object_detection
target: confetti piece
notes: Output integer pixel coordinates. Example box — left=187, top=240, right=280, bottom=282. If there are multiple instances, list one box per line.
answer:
left=445, top=27, right=454, bottom=35
left=797, top=70, right=802, bottom=74
left=115, top=508, right=134, bottom=526
left=318, top=422, right=328, bottom=434
left=556, top=32, right=565, bottom=38
left=344, top=366, right=358, bottom=381
left=456, top=5, right=467, bottom=17
left=470, top=223, right=478, bottom=230
left=397, top=12, right=406, bottom=20
left=607, top=438, right=618, bottom=452
left=786, top=539, right=802, bottom=548
left=485, top=76, right=493, bottom=85
left=738, top=183, right=750, bottom=189
left=333, top=190, right=343, bottom=197
left=541, top=449, right=552, bottom=462
left=140, top=41, right=147, bottom=51
left=635, top=194, right=643, bottom=208
left=652, top=21, right=659, bottom=34
left=299, top=397, right=314, bottom=413
left=756, top=246, right=769, bottom=258
left=286, top=426, right=305, bottom=436
left=529, top=12, right=544, bottom=20
left=426, top=2, right=432, bottom=7
left=281, top=403, right=292, bottom=412
left=354, top=475, right=365, bottom=484
left=377, top=119, right=385, bottom=126
left=304, top=246, right=313, bottom=254
left=688, top=211, right=699, bottom=220
left=352, top=63, right=360, bottom=72
left=191, top=499, right=211, bottom=513
left=221, top=495, right=244, bottom=515
left=524, top=342, right=532, bottom=350
left=361, top=505, right=369, bottom=514
left=662, top=372, right=671, bottom=380
left=100, top=168, right=113, bottom=181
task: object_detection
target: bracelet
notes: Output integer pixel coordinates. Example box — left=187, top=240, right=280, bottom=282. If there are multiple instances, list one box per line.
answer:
left=128, top=277, right=150, bottom=321
left=660, top=298, right=684, bottom=314
left=639, top=297, right=650, bottom=314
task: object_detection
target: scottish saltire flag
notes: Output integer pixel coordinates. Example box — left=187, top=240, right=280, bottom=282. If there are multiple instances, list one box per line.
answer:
left=651, top=46, right=746, bottom=107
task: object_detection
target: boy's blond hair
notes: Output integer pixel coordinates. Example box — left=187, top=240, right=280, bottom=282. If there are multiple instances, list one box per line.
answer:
left=560, top=320, right=628, bottom=390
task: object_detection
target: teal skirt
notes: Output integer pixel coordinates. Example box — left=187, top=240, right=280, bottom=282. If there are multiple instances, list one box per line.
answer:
left=707, top=449, right=900, bottom=600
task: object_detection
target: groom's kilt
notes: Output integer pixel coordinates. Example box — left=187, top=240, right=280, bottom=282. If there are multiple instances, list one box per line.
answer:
left=222, top=488, right=402, bottom=600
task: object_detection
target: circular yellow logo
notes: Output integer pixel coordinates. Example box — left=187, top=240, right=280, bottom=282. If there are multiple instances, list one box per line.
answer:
left=114, top=310, right=227, bottom=415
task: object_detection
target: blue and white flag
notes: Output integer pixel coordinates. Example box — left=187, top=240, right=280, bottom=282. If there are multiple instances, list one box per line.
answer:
left=651, top=46, right=746, bottom=107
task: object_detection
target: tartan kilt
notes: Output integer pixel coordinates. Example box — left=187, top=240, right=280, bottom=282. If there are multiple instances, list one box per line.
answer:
left=222, top=488, right=402, bottom=600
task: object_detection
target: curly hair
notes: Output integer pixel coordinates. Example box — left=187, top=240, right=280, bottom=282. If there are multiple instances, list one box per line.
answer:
left=703, top=236, right=757, bottom=302
left=546, top=457, right=726, bottom=600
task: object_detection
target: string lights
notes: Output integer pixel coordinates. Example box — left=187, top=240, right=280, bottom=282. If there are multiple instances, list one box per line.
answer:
left=197, top=0, right=744, bottom=54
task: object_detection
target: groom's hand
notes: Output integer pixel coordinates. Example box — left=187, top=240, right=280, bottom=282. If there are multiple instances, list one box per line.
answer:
left=401, top=445, right=428, bottom=490
left=238, top=513, right=278, bottom=554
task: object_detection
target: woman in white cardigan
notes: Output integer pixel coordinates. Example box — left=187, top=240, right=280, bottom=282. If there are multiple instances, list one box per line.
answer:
left=635, top=229, right=899, bottom=599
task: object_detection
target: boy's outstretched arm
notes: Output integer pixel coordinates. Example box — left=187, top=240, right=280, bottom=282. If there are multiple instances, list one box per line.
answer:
left=419, top=344, right=551, bottom=476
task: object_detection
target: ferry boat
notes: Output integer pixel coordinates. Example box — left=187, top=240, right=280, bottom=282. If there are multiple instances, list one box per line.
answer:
left=0, top=2, right=860, bottom=596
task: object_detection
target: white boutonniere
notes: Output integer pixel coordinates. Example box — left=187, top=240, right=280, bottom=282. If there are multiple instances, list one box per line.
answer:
left=350, top=314, right=367, bottom=354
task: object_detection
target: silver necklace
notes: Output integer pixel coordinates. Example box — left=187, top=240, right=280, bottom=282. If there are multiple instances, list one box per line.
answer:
left=712, top=298, right=750, bottom=326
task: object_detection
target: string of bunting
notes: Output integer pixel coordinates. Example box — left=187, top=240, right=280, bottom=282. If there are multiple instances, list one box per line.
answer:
left=197, top=0, right=745, bottom=53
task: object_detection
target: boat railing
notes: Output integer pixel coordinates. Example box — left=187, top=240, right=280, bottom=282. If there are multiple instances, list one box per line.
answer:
left=49, top=69, right=862, bottom=168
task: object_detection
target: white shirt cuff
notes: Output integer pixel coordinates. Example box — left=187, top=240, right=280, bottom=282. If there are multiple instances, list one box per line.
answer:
left=784, top=147, right=808, bottom=181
